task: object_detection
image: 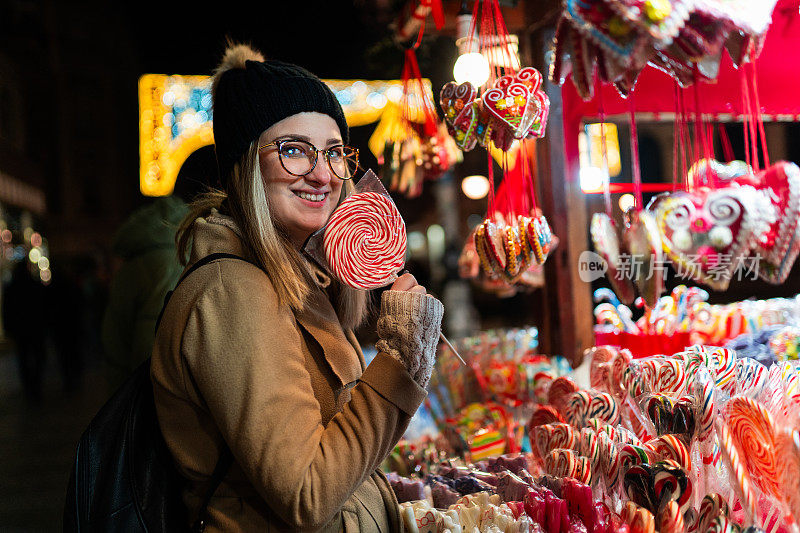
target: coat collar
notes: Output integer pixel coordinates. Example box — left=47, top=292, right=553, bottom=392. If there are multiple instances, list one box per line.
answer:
left=294, top=288, right=362, bottom=386
left=191, top=211, right=362, bottom=386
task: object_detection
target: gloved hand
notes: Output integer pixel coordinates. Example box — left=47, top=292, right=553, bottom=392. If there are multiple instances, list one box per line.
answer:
left=375, top=274, right=444, bottom=388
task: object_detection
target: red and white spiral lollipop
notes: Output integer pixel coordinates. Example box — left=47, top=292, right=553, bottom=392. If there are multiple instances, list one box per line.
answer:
left=324, top=191, right=407, bottom=289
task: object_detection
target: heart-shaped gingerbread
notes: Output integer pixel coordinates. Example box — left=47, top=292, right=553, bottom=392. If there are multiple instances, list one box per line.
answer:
left=475, top=220, right=506, bottom=277
left=591, top=213, right=636, bottom=304
left=563, top=0, right=651, bottom=79
left=525, top=91, right=550, bottom=139
left=483, top=82, right=536, bottom=139
left=528, top=215, right=555, bottom=264
left=623, top=208, right=664, bottom=308
left=653, top=186, right=758, bottom=291
left=449, top=100, right=481, bottom=152
left=733, top=161, right=800, bottom=284
left=440, top=82, right=484, bottom=151
left=439, top=81, right=476, bottom=123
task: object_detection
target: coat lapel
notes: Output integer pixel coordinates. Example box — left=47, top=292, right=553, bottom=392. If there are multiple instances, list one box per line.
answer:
left=294, top=286, right=362, bottom=387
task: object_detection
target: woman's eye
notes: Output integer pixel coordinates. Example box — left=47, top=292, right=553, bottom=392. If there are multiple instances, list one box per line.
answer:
left=282, top=143, right=308, bottom=158
left=327, top=148, right=344, bottom=161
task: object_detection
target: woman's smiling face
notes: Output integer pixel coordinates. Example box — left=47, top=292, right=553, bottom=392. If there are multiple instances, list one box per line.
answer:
left=258, top=112, right=345, bottom=246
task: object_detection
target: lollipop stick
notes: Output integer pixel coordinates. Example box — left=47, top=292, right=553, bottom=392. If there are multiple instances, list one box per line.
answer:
left=439, top=332, right=466, bottom=365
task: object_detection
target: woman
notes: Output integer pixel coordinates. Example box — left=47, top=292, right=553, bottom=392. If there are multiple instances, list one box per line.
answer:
left=151, top=43, right=443, bottom=532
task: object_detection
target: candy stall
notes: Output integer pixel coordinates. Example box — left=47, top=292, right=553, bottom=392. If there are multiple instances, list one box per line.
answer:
left=340, top=1, right=800, bottom=532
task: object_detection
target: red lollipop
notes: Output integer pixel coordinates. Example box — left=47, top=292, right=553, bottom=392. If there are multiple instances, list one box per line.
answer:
left=324, top=191, right=407, bottom=289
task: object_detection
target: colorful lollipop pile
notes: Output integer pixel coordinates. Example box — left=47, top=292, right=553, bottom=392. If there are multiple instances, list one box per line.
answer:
left=583, top=344, right=800, bottom=532
left=551, top=0, right=779, bottom=99
left=387, top=338, right=800, bottom=532
left=595, top=285, right=800, bottom=349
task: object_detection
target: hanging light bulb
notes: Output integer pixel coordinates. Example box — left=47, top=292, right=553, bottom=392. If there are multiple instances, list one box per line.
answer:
left=462, top=174, right=490, bottom=199
left=453, top=53, right=491, bottom=87
left=619, top=193, right=636, bottom=212
left=453, top=1, right=490, bottom=88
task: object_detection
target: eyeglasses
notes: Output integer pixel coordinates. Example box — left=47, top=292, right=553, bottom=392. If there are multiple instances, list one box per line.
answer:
left=258, top=138, right=359, bottom=180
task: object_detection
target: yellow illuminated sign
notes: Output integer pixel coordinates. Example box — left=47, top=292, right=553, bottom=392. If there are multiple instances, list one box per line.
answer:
left=139, top=75, right=433, bottom=197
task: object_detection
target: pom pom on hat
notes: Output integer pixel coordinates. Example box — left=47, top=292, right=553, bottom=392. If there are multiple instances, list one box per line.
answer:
left=211, top=41, right=348, bottom=188
left=211, top=42, right=265, bottom=97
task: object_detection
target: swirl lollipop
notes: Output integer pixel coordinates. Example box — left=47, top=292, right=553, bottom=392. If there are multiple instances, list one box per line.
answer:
left=723, top=397, right=780, bottom=497
left=322, top=178, right=465, bottom=364
left=324, top=190, right=406, bottom=289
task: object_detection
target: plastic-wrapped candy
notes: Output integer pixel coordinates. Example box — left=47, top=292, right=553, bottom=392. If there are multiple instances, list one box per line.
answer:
left=453, top=474, right=495, bottom=495
left=487, top=454, right=530, bottom=475
left=388, top=474, right=427, bottom=504
left=429, top=478, right=461, bottom=509
left=561, top=478, right=596, bottom=532
left=495, top=470, right=532, bottom=503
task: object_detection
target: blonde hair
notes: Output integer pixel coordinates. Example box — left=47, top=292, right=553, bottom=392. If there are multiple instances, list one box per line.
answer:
left=176, top=142, right=369, bottom=329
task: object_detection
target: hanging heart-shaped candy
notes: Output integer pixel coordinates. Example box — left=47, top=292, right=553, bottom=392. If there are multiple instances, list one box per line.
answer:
left=512, top=67, right=550, bottom=139
left=479, top=220, right=508, bottom=278
left=502, top=224, right=526, bottom=279
left=525, top=91, right=551, bottom=139
left=518, top=215, right=534, bottom=267
left=604, top=0, right=691, bottom=46
left=483, top=82, right=536, bottom=139
left=474, top=221, right=499, bottom=279
left=623, top=209, right=664, bottom=308
left=653, top=186, right=758, bottom=291
left=562, top=0, right=651, bottom=91
left=733, top=161, right=800, bottom=284
left=439, top=81, right=477, bottom=124
left=528, top=215, right=555, bottom=264
left=591, top=213, right=636, bottom=304
left=449, top=101, right=481, bottom=152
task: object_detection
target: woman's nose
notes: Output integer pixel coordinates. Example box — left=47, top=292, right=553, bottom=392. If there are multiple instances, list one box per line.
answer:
left=305, top=156, right=333, bottom=185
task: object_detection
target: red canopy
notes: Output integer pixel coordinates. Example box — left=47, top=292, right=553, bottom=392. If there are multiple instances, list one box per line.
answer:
left=560, top=0, right=800, bottom=190
left=562, top=0, right=800, bottom=120
left=561, top=0, right=800, bottom=120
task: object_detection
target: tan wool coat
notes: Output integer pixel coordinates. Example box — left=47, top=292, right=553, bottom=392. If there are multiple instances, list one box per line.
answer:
left=151, top=215, right=427, bottom=531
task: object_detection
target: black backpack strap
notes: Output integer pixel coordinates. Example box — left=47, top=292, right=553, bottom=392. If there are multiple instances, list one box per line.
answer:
left=155, top=252, right=250, bottom=333
left=154, top=252, right=253, bottom=532
left=191, top=446, right=234, bottom=532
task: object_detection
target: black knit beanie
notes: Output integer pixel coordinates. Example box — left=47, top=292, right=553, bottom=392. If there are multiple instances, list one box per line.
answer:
left=211, top=44, right=349, bottom=187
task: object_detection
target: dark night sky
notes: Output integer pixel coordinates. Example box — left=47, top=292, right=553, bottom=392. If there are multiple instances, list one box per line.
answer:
left=119, top=1, right=453, bottom=82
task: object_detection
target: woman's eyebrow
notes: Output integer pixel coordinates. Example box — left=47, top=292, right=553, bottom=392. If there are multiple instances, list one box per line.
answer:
left=326, top=138, right=344, bottom=146
left=271, top=134, right=311, bottom=142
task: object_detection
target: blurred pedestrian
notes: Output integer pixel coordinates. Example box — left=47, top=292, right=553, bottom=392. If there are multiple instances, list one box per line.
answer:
left=100, top=195, right=188, bottom=388
left=2, top=261, right=48, bottom=403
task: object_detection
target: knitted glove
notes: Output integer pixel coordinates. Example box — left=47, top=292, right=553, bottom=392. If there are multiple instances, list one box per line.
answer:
left=375, top=290, right=444, bottom=388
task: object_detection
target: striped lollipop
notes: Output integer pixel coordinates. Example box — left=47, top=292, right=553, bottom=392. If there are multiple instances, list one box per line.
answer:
left=697, top=493, right=729, bottom=533
left=645, top=434, right=692, bottom=471
left=723, top=397, right=780, bottom=498
left=658, top=500, right=685, bottom=533
left=715, top=417, right=757, bottom=524
left=324, top=191, right=406, bottom=289
left=777, top=428, right=800, bottom=526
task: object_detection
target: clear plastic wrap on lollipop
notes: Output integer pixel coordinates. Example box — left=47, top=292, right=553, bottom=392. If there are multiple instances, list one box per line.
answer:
left=304, top=169, right=406, bottom=290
